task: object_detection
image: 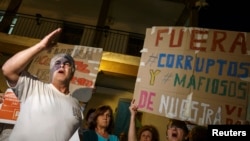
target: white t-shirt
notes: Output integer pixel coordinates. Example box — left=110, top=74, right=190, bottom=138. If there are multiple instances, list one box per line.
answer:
left=9, top=72, right=83, bottom=141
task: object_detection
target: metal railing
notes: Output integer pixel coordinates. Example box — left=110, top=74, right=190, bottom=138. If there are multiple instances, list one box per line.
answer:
left=0, top=11, right=145, bottom=57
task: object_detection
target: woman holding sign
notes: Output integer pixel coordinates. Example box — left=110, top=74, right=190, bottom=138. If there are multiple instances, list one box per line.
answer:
left=128, top=99, right=159, bottom=141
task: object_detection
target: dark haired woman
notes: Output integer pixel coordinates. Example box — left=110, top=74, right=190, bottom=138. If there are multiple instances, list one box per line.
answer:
left=82, top=105, right=119, bottom=141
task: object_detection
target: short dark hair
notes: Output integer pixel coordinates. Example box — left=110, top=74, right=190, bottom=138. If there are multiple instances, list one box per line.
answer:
left=167, top=119, right=189, bottom=135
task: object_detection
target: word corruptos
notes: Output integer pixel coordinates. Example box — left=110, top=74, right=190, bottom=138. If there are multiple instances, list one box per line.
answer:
left=154, top=53, right=249, bottom=99
left=157, top=54, right=250, bottom=78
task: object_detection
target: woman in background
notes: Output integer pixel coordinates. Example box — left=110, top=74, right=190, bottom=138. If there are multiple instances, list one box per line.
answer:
left=83, top=108, right=96, bottom=130
left=128, top=99, right=159, bottom=141
left=82, top=105, right=119, bottom=141
left=79, top=108, right=96, bottom=140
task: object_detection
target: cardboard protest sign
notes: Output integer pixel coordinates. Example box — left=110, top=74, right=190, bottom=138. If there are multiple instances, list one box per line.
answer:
left=28, top=43, right=103, bottom=102
left=143, top=26, right=250, bottom=55
left=28, top=44, right=102, bottom=85
left=29, top=44, right=102, bottom=91
left=0, top=89, right=20, bottom=124
left=133, top=26, right=250, bottom=126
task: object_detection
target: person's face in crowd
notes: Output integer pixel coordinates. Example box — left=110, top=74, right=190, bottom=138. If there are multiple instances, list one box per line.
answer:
left=140, top=130, right=153, bottom=141
left=167, top=125, right=187, bottom=141
left=96, top=110, right=111, bottom=128
left=87, top=112, right=95, bottom=125
left=51, top=57, right=73, bottom=82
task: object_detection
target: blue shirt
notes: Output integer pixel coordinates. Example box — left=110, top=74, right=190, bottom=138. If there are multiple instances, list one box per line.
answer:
left=97, top=133, right=119, bottom=141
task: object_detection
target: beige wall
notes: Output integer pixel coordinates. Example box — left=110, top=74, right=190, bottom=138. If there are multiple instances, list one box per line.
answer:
left=142, top=112, right=169, bottom=141
left=85, top=86, right=133, bottom=114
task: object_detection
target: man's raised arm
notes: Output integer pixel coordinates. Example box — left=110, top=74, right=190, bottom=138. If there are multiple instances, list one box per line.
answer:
left=1, top=28, right=62, bottom=87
